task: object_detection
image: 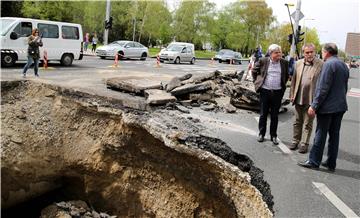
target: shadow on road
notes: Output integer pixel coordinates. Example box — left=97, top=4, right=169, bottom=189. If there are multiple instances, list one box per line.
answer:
left=318, top=168, right=360, bottom=180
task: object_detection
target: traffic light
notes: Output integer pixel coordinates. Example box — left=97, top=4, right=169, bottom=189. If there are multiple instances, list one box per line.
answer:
left=105, top=17, right=113, bottom=29
left=295, top=25, right=305, bottom=44
left=287, top=34, right=293, bottom=44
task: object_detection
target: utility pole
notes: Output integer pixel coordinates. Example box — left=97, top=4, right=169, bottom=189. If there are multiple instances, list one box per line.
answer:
left=290, top=0, right=301, bottom=58
left=104, top=0, right=111, bottom=45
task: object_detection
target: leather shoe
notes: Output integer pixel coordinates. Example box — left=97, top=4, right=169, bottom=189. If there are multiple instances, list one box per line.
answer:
left=297, top=160, right=319, bottom=170
left=271, top=137, right=279, bottom=145
left=289, top=143, right=298, bottom=150
left=321, top=161, right=335, bottom=172
left=298, top=144, right=309, bottom=153
left=257, top=135, right=264, bottom=142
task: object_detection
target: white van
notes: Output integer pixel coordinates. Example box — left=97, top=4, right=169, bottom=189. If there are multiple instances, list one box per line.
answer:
left=0, top=17, right=83, bottom=67
left=159, top=42, right=195, bottom=64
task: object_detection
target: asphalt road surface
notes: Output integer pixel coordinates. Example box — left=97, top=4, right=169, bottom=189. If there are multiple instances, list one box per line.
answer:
left=1, top=55, right=359, bottom=217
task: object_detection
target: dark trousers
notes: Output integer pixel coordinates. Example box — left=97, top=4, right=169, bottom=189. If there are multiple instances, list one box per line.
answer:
left=309, top=112, right=344, bottom=169
left=259, top=88, right=283, bottom=137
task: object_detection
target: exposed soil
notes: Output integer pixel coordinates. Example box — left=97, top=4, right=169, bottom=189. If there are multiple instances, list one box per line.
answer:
left=1, top=80, right=273, bottom=217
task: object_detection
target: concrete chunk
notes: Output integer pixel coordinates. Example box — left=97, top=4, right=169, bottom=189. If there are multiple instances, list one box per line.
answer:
left=145, top=89, right=177, bottom=105
left=183, top=71, right=221, bottom=84
left=106, top=77, right=162, bottom=95
left=165, top=77, right=182, bottom=92
left=170, top=81, right=212, bottom=96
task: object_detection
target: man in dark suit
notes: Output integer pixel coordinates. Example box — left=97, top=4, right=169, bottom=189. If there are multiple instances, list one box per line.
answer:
left=298, top=43, right=349, bottom=172
left=252, top=44, right=289, bottom=145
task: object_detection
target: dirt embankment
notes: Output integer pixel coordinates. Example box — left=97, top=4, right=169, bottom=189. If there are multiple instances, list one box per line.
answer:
left=1, top=80, right=273, bottom=217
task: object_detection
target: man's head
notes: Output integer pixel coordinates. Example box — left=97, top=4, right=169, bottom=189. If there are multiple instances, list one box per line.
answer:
left=322, top=43, right=338, bottom=61
left=302, top=43, right=316, bottom=63
left=268, top=44, right=282, bottom=62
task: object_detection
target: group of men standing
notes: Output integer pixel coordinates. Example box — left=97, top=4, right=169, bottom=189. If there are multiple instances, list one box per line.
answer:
left=251, top=42, right=349, bottom=172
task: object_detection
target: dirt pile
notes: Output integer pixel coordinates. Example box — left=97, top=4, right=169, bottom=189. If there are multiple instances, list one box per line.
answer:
left=1, top=80, right=273, bottom=217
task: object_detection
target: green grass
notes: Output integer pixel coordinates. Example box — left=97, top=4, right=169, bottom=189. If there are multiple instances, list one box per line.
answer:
left=195, top=50, right=217, bottom=58
left=149, top=47, right=216, bottom=58
left=149, top=48, right=161, bottom=57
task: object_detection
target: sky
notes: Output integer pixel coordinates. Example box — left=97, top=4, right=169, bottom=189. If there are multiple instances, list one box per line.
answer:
left=209, top=0, right=360, bottom=49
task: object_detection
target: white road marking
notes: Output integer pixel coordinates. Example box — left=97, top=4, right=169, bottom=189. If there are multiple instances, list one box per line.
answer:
left=348, top=88, right=360, bottom=98
left=350, top=88, right=360, bottom=93
left=277, top=138, right=292, bottom=154
left=254, top=116, right=292, bottom=154
left=312, top=182, right=359, bottom=218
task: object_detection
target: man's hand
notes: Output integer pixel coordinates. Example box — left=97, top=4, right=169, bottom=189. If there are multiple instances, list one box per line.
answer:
left=308, top=106, right=316, bottom=118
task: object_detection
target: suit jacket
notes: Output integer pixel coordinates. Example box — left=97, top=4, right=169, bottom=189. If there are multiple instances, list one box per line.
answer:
left=252, top=57, right=289, bottom=93
left=311, top=56, right=349, bottom=114
left=290, top=58, right=323, bottom=105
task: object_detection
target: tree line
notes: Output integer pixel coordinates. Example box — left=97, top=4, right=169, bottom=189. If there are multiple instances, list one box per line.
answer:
left=1, top=0, right=321, bottom=56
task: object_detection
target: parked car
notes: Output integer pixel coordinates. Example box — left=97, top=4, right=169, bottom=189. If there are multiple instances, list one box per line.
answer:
left=214, top=49, right=242, bottom=64
left=159, top=42, right=196, bottom=64
left=96, top=40, right=148, bottom=60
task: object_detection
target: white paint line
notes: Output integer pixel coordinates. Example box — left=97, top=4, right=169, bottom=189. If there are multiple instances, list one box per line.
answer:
left=312, top=182, right=359, bottom=218
left=253, top=116, right=292, bottom=154
left=277, top=138, right=292, bottom=154
left=350, top=88, right=360, bottom=93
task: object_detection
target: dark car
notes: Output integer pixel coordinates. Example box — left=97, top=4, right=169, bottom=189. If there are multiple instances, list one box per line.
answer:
left=214, top=49, right=242, bottom=64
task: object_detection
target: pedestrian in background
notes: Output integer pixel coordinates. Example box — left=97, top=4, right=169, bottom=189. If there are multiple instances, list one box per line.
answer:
left=84, top=32, right=90, bottom=52
left=289, top=43, right=323, bottom=153
left=91, top=32, right=98, bottom=53
left=22, top=28, right=43, bottom=78
left=252, top=44, right=289, bottom=145
left=298, top=43, right=349, bottom=172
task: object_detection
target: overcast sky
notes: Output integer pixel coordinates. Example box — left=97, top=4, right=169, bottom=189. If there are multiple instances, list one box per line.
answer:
left=209, top=0, right=360, bottom=49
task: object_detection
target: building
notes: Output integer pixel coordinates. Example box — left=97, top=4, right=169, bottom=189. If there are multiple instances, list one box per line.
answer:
left=345, top=32, right=360, bottom=59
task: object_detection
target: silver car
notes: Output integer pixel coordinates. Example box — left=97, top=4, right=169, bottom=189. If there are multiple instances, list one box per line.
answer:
left=96, top=40, right=148, bottom=60
left=214, top=49, right=242, bottom=64
left=159, top=42, right=196, bottom=64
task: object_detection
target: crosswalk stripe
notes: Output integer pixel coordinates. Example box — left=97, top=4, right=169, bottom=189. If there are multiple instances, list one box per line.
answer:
left=312, top=182, right=359, bottom=218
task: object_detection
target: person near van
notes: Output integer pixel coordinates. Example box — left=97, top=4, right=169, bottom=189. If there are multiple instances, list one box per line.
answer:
left=22, top=28, right=43, bottom=78
left=91, top=32, right=98, bottom=53
left=252, top=44, right=289, bottom=145
left=289, top=43, right=323, bottom=153
left=84, top=33, right=90, bottom=52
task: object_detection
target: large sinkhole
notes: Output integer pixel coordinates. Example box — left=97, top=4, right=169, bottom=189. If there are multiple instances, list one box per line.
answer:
left=1, top=80, right=273, bottom=217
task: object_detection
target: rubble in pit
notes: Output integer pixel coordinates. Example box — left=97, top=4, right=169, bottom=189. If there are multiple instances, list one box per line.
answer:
left=40, top=200, right=116, bottom=218
left=106, top=70, right=266, bottom=113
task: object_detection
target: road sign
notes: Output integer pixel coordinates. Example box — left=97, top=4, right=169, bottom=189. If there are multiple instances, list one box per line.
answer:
left=291, top=11, right=304, bottom=21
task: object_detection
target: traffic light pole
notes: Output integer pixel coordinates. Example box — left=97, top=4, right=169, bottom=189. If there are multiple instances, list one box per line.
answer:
left=104, top=0, right=111, bottom=45
left=291, top=0, right=301, bottom=58
left=285, top=4, right=296, bottom=54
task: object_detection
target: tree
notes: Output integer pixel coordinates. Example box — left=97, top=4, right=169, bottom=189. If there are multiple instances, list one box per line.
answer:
left=1, top=1, right=24, bottom=18
left=173, top=0, right=215, bottom=49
